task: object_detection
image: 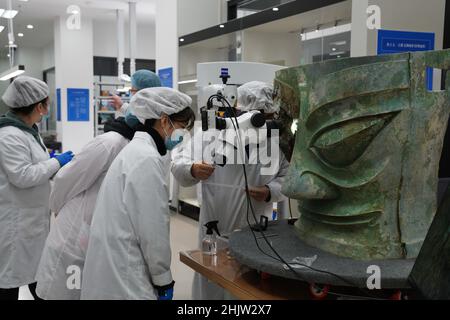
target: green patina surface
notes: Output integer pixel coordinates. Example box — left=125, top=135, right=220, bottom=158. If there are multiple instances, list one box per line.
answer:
left=275, top=49, right=450, bottom=260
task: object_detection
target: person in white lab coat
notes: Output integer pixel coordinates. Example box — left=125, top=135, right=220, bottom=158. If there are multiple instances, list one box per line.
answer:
left=35, top=72, right=162, bottom=300
left=81, top=87, right=195, bottom=300
left=0, top=76, right=73, bottom=300
left=171, top=81, right=290, bottom=300
left=111, top=69, right=162, bottom=118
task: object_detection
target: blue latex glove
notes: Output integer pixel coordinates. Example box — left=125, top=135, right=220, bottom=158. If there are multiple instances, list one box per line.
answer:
left=55, top=151, right=74, bottom=167
left=156, top=281, right=175, bottom=300
left=158, top=287, right=174, bottom=300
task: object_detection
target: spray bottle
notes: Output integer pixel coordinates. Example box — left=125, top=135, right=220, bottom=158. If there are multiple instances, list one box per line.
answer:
left=202, top=221, right=221, bottom=255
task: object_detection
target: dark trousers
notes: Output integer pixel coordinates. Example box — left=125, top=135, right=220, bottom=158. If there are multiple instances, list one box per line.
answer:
left=0, top=283, right=42, bottom=300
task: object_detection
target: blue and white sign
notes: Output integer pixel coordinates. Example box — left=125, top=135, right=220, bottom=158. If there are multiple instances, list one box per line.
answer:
left=67, top=88, right=90, bottom=122
left=158, top=67, right=173, bottom=88
left=378, top=29, right=435, bottom=90
left=56, top=88, right=61, bottom=122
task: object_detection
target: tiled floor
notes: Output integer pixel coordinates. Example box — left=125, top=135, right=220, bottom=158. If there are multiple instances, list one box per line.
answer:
left=19, top=212, right=199, bottom=300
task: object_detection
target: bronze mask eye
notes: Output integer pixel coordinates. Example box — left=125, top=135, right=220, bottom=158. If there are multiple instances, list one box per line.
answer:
left=310, top=113, right=397, bottom=167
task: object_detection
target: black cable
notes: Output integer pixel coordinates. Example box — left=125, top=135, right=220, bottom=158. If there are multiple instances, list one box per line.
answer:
left=218, top=95, right=381, bottom=299
left=288, top=198, right=294, bottom=219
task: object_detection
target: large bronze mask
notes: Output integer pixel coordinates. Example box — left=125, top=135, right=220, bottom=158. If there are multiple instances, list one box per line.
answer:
left=276, top=50, right=450, bottom=260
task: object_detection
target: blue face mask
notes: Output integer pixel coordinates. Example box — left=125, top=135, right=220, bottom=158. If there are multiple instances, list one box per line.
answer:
left=163, top=118, right=184, bottom=151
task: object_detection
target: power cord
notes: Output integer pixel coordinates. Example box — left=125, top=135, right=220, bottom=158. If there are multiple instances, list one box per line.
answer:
left=215, top=95, right=381, bottom=299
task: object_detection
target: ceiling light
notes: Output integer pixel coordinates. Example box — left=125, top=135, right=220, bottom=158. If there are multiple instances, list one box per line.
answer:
left=178, top=79, right=197, bottom=85
left=2, top=10, right=18, bottom=19
left=337, top=56, right=341, bottom=58
left=179, top=38, right=184, bottom=42
left=332, top=47, right=336, bottom=51
left=301, top=23, right=351, bottom=41
left=330, top=51, right=346, bottom=56
left=0, top=65, right=25, bottom=81
left=219, top=24, right=224, bottom=28
left=330, top=40, right=347, bottom=46
left=272, top=7, right=279, bottom=12
left=7, top=54, right=10, bottom=57
left=27, top=24, right=34, bottom=29
left=18, top=33, right=24, bottom=37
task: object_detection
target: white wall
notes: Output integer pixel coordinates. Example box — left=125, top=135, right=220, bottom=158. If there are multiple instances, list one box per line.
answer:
left=16, top=47, right=45, bottom=80
left=178, top=0, right=225, bottom=35
left=179, top=46, right=229, bottom=80
left=41, top=42, right=55, bottom=71
left=367, top=0, right=446, bottom=55
left=93, top=20, right=155, bottom=59
left=351, top=0, right=447, bottom=57
left=241, top=30, right=302, bottom=67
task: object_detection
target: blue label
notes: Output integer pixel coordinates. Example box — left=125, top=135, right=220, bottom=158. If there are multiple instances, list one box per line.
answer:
left=56, top=88, right=61, bottom=122
left=378, top=30, right=435, bottom=90
left=67, top=88, right=90, bottom=122
left=158, top=67, right=173, bottom=88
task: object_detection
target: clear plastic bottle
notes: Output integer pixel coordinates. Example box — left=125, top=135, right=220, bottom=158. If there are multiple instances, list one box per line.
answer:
left=202, top=221, right=220, bottom=256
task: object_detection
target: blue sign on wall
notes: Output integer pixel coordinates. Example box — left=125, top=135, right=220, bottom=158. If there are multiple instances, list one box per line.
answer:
left=158, top=67, right=173, bottom=88
left=56, top=88, right=61, bottom=122
left=378, top=29, right=435, bottom=90
left=67, top=88, right=90, bottom=122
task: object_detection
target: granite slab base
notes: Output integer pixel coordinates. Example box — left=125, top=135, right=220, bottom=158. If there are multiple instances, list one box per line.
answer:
left=229, top=220, right=414, bottom=289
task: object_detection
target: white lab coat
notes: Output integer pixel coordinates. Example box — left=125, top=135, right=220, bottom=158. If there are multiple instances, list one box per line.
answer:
left=171, top=130, right=289, bottom=300
left=35, top=131, right=129, bottom=300
left=0, top=126, right=60, bottom=288
left=81, top=132, right=173, bottom=300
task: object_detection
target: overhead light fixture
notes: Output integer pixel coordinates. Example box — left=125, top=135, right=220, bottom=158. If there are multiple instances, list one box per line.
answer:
left=329, top=51, right=346, bottom=56
left=330, top=40, right=347, bottom=46
left=219, top=24, right=224, bottom=28
left=301, top=23, right=351, bottom=41
left=179, top=38, right=184, bottom=42
left=272, top=7, right=279, bottom=12
left=0, top=65, right=25, bottom=81
left=332, top=47, right=336, bottom=51
left=178, top=79, right=197, bottom=85
left=18, top=33, right=24, bottom=37
left=27, top=24, right=34, bottom=29
left=2, top=10, right=18, bottom=19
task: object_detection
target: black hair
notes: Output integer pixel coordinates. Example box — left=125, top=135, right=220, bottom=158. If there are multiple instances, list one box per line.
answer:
left=138, top=107, right=196, bottom=131
left=169, top=107, right=196, bottom=130
left=10, top=97, right=49, bottom=116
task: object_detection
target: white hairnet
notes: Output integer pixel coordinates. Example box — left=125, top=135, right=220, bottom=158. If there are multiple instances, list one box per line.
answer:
left=2, top=76, right=49, bottom=108
left=237, top=81, right=277, bottom=113
left=130, top=87, right=192, bottom=124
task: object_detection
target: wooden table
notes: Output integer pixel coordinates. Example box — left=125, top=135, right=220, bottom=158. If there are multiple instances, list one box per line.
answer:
left=180, top=249, right=309, bottom=300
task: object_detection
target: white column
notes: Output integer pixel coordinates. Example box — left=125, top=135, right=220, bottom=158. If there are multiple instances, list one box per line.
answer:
left=54, top=16, right=94, bottom=153
left=156, top=0, right=178, bottom=89
left=350, top=0, right=369, bottom=57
